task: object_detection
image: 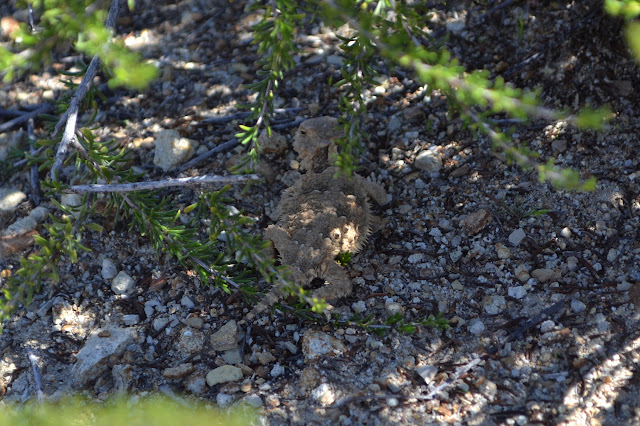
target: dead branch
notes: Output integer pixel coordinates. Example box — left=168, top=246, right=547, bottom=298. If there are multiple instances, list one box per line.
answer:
left=50, top=0, right=119, bottom=180
left=65, top=174, right=259, bottom=193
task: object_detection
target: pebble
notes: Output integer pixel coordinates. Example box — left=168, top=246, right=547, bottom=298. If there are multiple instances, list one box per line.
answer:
left=540, top=320, right=555, bottom=333
left=122, top=314, right=140, bottom=326
left=210, top=320, right=238, bottom=351
left=216, top=393, right=235, bottom=407
left=416, top=365, right=438, bottom=384
left=177, top=327, right=205, bottom=354
left=461, top=209, right=492, bottom=235
left=352, top=301, right=367, bottom=313
left=184, top=374, right=208, bottom=395
left=496, top=243, right=511, bottom=259
left=112, top=271, right=136, bottom=295
left=387, top=115, right=403, bottom=134
left=607, top=248, right=618, bottom=262
left=408, top=253, right=425, bottom=264
left=468, top=319, right=486, bottom=335
left=0, top=187, right=26, bottom=213
left=185, top=316, right=204, bottom=329
left=153, top=129, right=198, bottom=171
left=101, top=258, right=117, bottom=280
left=163, top=363, right=194, bottom=379
left=206, top=365, right=243, bottom=386
left=326, top=54, right=344, bottom=66
left=508, top=286, right=527, bottom=299
left=311, top=383, right=336, bottom=406
left=2, top=206, right=49, bottom=237
left=153, top=317, right=170, bottom=332
left=483, top=294, right=506, bottom=315
left=531, top=268, right=556, bottom=283
left=561, top=227, right=572, bottom=238
left=271, top=363, right=286, bottom=378
left=570, top=299, right=586, bottom=313
left=180, top=295, right=195, bottom=309
left=508, top=228, right=526, bottom=246
left=566, top=256, right=579, bottom=271
left=244, top=394, right=263, bottom=408
left=414, top=148, right=442, bottom=173
left=302, top=330, right=347, bottom=362
left=384, top=299, right=404, bottom=315
left=71, top=327, right=136, bottom=387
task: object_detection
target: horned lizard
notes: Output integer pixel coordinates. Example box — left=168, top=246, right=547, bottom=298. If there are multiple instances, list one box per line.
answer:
left=240, top=117, right=387, bottom=324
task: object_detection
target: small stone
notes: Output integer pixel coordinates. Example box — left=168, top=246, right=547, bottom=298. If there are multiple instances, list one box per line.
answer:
left=571, top=299, right=586, bottom=313
left=551, top=139, right=567, bottom=153
left=416, top=365, right=437, bottom=384
left=311, top=383, right=335, bottom=406
left=112, top=271, right=135, bottom=295
left=560, top=227, right=572, bottom=238
left=415, top=148, right=442, bottom=173
left=153, top=317, right=170, bottom=332
left=184, top=374, right=208, bottom=395
left=352, top=301, right=367, bottom=313
left=71, top=327, right=136, bottom=388
left=566, top=256, right=579, bottom=271
left=270, top=363, right=285, bottom=378
left=185, top=316, right=204, bottom=329
left=257, top=130, right=287, bottom=155
left=244, top=394, right=263, bottom=408
left=508, top=228, right=526, bottom=246
left=482, top=295, right=506, bottom=315
left=216, top=393, right=235, bottom=407
left=408, top=253, right=425, bottom=264
left=180, top=295, right=195, bottom=309
left=468, top=319, right=486, bottom=335
left=508, top=286, right=527, bottom=299
left=446, top=19, right=465, bottom=34
left=514, top=265, right=530, bottom=283
left=302, top=330, right=347, bottom=362
left=101, top=258, right=117, bottom=280
left=206, top=365, right=243, bottom=386
left=450, top=164, right=470, bottom=178
left=177, top=327, right=205, bottom=354
left=153, top=129, right=198, bottom=171
left=496, top=243, right=511, bottom=259
left=387, top=115, right=403, bottom=134
left=384, top=300, right=404, bottom=315
left=451, top=280, right=464, bottom=290
left=0, top=187, right=26, bottom=213
left=221, top=348, right=243, bottom=365
left=163, top=363, right=195, bottom=379
left=540, top=320, right=555, bottom=333
left=122, top=314, right=139, bottom=326
left=210, top=320, right=238, bottom=352
left=256, top=351, right=276, bottom=366
left=461, top=209, right=492, bottom=235
left=531, top=268, right=556, bottom=283
left=607, top=248, right=618, bottom=262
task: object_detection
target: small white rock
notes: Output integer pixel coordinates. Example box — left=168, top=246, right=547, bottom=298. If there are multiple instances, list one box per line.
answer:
left=216, top=393, right=235, bottom=407
left=101, top=258, right=118, bottom=280
left=508, top=286, right=527, bottom=299
left=508, top=228, right=526, bottom=247
left=540, top=320, right=555, bottom=333
left=311, top=383, right=335, bottom=406
left=570, top=299, right=586, bottom=313
left=123, top=314, right=140, bottom=326
left=468, top=319, right=486, bottom=335
left=352, top=301, right=367, bottom=313
left=112, top=271, right=135, bottom=295
left=415, top=149, right=442, bottom=173
left=416, top=365, right=438, bottom=384
left=560, top=227, right=572, bottom=238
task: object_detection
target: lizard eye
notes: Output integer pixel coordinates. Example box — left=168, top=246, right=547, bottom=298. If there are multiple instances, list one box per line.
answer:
left=331, top=229, right=341, bottom=240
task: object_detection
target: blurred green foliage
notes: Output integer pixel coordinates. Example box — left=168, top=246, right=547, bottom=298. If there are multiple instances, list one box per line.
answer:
left=0, top=396, right=255, bottom=426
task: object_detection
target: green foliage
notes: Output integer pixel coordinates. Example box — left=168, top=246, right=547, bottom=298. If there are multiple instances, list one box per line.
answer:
left=0, top=0, right=156, bottom=88
left=335, top=251, right=353, bottom=266
left=605, top=0, right=640, bottom=63
left=0, top=396, right=255, bottom=426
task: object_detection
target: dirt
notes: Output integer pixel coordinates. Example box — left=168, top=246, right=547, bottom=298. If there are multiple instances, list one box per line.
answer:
left=1, top=0, right=640, bottom=424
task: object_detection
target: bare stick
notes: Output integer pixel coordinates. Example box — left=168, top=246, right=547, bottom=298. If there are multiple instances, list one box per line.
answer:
left=0, top=103, right=52, bottom=133
left=65, top=174, right=259, bottom=193
left=50, top=0, right=120, bottom=180
left=27, top=119, right=42, bottom=206
left=27, top=352, right=45, bottom=403
left=176, top=138, right=240, bottom=173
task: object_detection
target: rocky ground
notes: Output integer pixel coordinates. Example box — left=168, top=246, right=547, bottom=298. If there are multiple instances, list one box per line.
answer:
left=1, top=0, right=640, bottom=424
